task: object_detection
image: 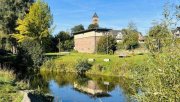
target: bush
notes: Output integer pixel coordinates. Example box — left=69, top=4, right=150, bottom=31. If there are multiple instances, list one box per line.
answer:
left=131, top=46, right=180, bottom=101
left=97, top=35, right=117, bottom=54
left=117, top=42, right=125, bottom=50
left=16, top=39, right=44, bottom=68
left=121, top=26, right=139, bottom=50
left=75, top=59, right=91, bottom=74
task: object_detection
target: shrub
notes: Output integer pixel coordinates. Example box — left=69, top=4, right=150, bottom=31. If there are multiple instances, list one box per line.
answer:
left=97, top=35, right=117, bottom=54
left=117, top=42, right=125, bottom=50
left=131, top=46, right=180, bottom=101
left=75, top=59, right=91, bottom=74
left=16, top=39, right=44, bottom=68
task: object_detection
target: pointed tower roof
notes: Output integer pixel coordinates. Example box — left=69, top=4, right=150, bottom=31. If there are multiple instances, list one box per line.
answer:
left=93, top=12, right=98, bottom=18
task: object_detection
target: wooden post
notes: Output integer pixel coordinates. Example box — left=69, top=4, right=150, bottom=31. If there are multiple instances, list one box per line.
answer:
left=58, top=38, right=60, bottom=53
left=106, top=32, right=109, bottom=54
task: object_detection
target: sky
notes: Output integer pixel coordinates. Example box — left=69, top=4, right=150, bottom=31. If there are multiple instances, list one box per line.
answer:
left=44, top=0, right=179, bottom=35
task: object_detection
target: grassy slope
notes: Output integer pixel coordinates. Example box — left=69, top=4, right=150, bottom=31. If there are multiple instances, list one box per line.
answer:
left=0, top=70, right=23, bottom=102
left=41, top=53, right=148, bottom=76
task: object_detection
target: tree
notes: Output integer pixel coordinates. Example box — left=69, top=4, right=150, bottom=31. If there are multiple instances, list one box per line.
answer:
left=55, top=31, right=74, bottom=51
left=127, top=21, right=137, bottom=31
left=55, top=31, right=71, bottom=42
left=88, top=24, right=99, bottom=29
left=15, top=39, right=43, bottom=69
left=97, top=35, right=117, bottom=54
left=0, top=0, right=34, bottom=34
left=0, top=0, right=34, bottom=53
left=122, top=23, right=139, bottom=50
left=146, top=24, right=171, bottom=53
left=13, top=0, right=53, bottom=44
left=64, top=40, right=74, bottom=51
left=71, top=24, right=85, bottom=33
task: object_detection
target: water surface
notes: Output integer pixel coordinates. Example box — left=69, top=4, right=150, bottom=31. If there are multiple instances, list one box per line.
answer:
left=30, top=72, right=135, bottom=102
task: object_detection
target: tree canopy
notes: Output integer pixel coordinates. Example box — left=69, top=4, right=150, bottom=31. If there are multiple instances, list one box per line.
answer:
left=13, top=0, right=53, bottom=43
left=97, top=35, right=117, bottom=54
left=146, top=24, right=171, bottom=53
left=122, top=23, right=139, bottom=50
left=71, top=24, right=85, bottom=33
left=0, top=0, right=34, bottom=34
left=55, top=31, right=74, bottom=51
left=88, top=24, right=99, bottom=29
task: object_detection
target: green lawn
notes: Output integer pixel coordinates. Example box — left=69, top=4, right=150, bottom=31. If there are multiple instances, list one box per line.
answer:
left=41, top=52, right=148, bottom=77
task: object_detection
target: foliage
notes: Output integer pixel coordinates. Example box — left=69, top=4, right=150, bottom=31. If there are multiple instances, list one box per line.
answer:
left=130, top=3, right=180, bottom=101
left=88, top=24, right=99, bottom=29
left=71, top=24, right=85, bottom=33
left=145, top=24, right=171, bottom=53
left=75, top=59, right=92, bottom=74
left=55, top=31, right=74, bottom=51
left=41, top=53, right=147, bottom=76
left=97, top=35, right=117, bottom=54
left=16, top=39, right=44, bottom=68
left=0, top=69, right=25, bottom=102
left=0, top=0, right=34, bottom=34
left=0, top=0, right=34, bottom=53
left=131, top=46, right=180, bottom=101
left=13, top=0, right=53, bottom=43
left=117, top=42, right=125, bottom=50
left=55, top=31, right=71, bottom=42
left=122, top=23, right=139, bottom=50
left=63, top=40, right=74, bottom=51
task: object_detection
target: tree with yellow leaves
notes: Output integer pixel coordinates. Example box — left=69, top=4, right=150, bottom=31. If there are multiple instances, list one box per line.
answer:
left=13, top=0, right=53, bottom=43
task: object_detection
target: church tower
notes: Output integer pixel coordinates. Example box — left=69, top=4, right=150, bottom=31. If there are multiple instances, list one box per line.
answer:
left=92, top=12, right=99, bottom=24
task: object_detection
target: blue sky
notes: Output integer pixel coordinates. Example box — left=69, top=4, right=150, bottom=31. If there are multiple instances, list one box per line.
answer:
left=44, top=0, right=179, bottom=35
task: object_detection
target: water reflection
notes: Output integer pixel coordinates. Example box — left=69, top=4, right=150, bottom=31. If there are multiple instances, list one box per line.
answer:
left=29, top=72, right=136, bottom=102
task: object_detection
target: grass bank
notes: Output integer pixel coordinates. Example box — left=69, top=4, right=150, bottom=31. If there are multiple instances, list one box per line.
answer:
left=41, top=52, right=148, bottom=77
left=0, top=69, right=25, bottom=102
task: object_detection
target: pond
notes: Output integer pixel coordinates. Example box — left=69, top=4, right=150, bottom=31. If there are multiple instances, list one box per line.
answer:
left=30, top=72, right=136, bottom=102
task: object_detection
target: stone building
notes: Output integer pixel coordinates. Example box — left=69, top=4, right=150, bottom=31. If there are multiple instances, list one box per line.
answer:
left=73, top=13, right=145, bottom=53
left=74, top=28, right=111, bottom=53
left=74, top=13, right=111, bottom=53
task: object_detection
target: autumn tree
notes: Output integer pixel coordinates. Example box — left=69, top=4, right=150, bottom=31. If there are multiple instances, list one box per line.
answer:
left=0, top=0, right=34, bottom=34
left=13, top=0, right=53, bottom=44
left=0, top=0, right=34, bottom=53
left=13, top=0, right=53, bottom=68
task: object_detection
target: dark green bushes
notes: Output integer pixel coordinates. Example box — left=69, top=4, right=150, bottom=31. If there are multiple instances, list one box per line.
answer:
left=15, top=39, right=43, bottom=69
left=75, top=59, right=92, bottom=74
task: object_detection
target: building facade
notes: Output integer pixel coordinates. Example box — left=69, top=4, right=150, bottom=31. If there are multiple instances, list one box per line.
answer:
left=73, top=13, right=145, bottom=53
left=74, top=28, right=111, bottom=53
left=173, top=27, right=180, bottom=38
left=110, top=30, right=145, bottom=43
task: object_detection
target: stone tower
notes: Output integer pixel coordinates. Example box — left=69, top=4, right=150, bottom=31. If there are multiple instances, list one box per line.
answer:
left=92, top=13, right=99, bottom=24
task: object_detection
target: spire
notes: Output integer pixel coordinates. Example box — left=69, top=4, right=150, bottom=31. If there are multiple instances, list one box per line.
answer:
left=93, top=12, right=98, bottom=18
